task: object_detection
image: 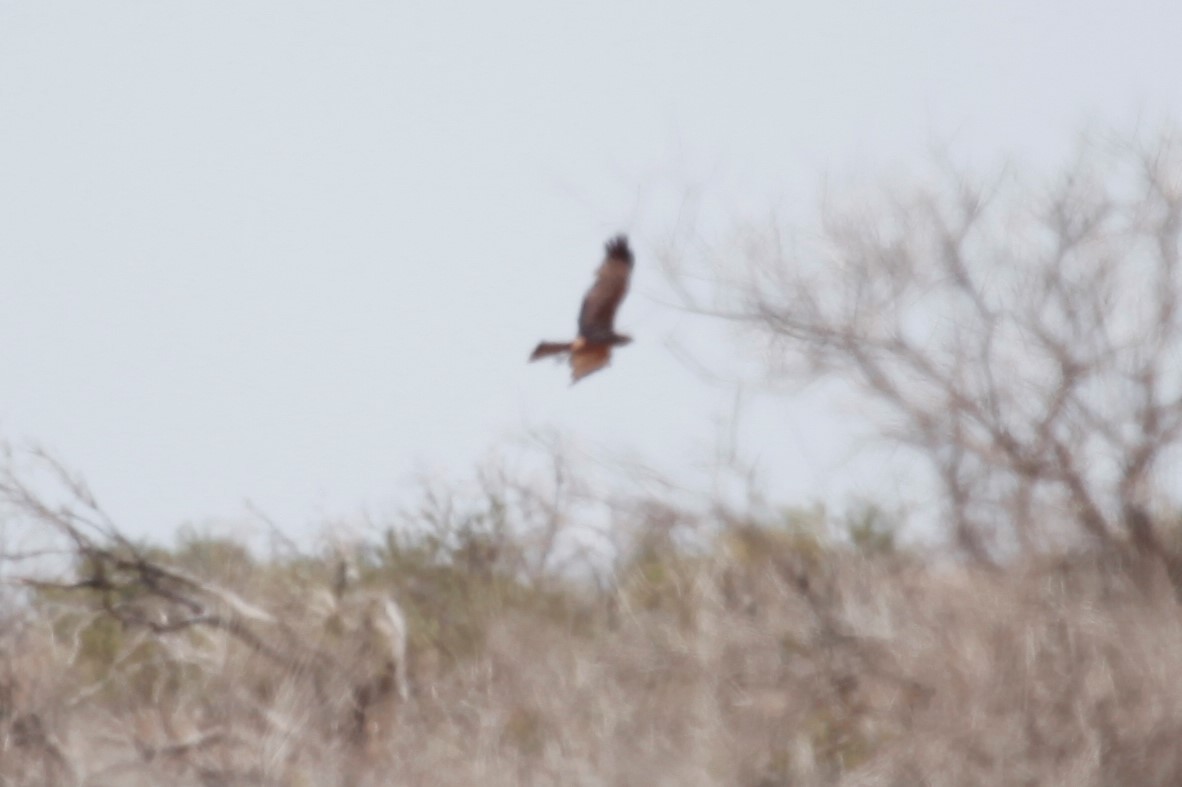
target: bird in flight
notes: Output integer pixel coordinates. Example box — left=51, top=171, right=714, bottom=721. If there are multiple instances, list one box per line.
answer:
left=529, top=234, right=634, bottom=383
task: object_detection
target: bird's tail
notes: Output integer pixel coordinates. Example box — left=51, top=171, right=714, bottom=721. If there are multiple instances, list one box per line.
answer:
left=529, top=341, right=572, bottom=362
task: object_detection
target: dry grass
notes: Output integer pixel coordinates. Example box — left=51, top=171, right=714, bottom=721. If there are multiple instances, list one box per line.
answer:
left=4, top=515, right=1182, bottom=787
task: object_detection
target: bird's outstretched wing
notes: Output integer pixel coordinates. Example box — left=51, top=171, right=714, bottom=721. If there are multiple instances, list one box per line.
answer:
left=577, top=235, right=633, bottom=343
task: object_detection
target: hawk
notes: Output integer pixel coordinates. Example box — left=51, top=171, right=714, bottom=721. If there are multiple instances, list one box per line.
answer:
left=529, top=234, right=634, bottom=383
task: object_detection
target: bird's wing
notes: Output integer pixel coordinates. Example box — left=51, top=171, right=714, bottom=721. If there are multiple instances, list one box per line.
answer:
left=577, top=257, right=631, bottom=342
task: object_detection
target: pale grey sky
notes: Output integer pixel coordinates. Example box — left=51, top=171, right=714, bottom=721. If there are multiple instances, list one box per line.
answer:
left=1, top=1, right=1180, bottom=540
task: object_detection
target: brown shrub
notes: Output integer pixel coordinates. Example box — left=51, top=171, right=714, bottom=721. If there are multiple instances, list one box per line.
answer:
left=6, top=521, right=1182, bottom=786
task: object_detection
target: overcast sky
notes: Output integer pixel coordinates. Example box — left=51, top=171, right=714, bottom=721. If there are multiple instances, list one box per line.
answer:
left=2, top=0, right=1180, bottom=542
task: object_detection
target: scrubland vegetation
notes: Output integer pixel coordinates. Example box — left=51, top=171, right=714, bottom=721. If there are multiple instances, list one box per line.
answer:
left=4, top=457, right=1182, bottom=786
left=6, top=130, right=1182, bottom=785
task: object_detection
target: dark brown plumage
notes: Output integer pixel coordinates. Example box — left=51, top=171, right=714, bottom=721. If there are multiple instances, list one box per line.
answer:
left=529, top=235, right=634, bottom=383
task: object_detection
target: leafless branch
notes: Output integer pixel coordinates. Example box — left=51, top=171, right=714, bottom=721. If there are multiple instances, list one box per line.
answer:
left=672, top=131, right=1182, bottom=565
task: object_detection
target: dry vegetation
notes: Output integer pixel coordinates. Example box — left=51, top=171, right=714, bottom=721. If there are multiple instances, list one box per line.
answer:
left=7, top=130, right=1182, bottom=785
left=4, top=452, right=1182, bottom=786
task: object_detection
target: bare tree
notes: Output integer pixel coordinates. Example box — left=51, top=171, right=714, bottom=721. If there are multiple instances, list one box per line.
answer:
left=674, top=132, right=1182, bottom=566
